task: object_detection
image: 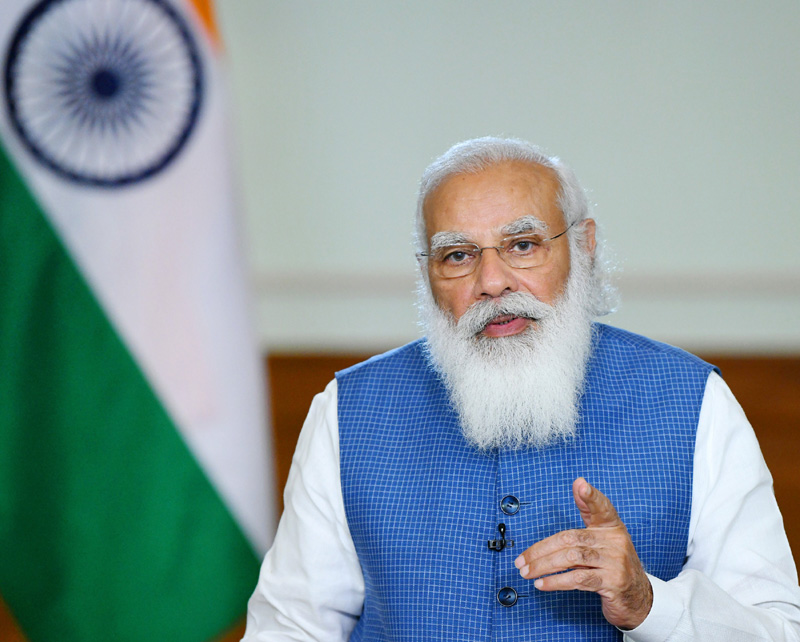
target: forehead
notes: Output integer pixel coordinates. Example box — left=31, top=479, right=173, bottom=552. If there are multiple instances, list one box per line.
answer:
left=423, top=160, right=564, bottom=240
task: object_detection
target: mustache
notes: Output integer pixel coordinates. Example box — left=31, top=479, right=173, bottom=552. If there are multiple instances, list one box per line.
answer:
left=457, top=292, right=554, bottom=336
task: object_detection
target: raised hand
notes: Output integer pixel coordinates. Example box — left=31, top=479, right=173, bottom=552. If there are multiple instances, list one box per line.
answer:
left=514, top=477, right=653, bottom=630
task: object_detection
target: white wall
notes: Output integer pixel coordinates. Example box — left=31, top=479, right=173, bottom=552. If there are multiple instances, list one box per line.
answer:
left=217, top=2, right=800, bottom=354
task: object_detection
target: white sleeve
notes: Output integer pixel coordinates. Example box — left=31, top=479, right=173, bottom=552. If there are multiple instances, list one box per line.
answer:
left=625, top=372, right=800, bottom=641
left=241, top=379, right=365, bottom=642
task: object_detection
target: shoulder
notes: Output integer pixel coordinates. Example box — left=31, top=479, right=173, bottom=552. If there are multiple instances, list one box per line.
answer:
left=593, top=323, right=718, bottom=375
left=335, top=339, right=430, bottom=382
left=335, top=339, right=447, bottom=414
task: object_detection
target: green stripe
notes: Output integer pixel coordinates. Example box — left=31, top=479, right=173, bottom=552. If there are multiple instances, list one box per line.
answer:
left=0, top=142, right=259, bottom=642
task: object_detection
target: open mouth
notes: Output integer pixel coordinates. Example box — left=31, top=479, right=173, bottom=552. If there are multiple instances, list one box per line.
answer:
left=486, top=314, right=520, bottom=327
left=481, top=314, right=531, bottom=337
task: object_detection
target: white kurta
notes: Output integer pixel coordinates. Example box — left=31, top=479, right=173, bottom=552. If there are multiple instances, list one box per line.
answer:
left=243, top=372, right=800, bottom=641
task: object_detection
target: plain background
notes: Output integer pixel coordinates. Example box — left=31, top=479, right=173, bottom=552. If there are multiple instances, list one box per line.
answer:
left=216, top=2, right=800, bottom=354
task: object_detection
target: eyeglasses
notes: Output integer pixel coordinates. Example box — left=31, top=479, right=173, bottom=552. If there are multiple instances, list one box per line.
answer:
left=418, top=221, right=575, bottom=279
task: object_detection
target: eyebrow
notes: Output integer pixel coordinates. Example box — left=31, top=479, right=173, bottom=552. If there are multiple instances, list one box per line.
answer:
left=429, top=231, right=471, bottom=251
left=500, top=215, right=550, bottom=236
left=429, top=215, right=550, bottom=251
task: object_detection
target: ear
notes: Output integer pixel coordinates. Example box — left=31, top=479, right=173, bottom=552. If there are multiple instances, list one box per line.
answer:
left=581, top=218, right=597, bottom=259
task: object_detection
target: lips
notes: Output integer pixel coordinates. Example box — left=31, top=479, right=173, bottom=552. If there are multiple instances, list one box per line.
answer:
left=481, top=314, right=530, bottom=337
left=487, top=314, right=519, bottom=327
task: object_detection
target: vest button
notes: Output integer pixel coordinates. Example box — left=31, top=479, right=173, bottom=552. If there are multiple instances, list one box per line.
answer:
left=497, top=586, right=518, bottom=607
left=500, top=495, right=520, bottom=515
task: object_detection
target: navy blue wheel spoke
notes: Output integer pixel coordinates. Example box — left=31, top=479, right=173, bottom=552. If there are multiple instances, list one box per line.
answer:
left=4, top=0, right=203, bottom=187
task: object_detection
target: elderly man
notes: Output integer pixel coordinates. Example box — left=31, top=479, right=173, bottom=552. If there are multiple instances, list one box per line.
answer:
left=242, top=138, right=800, bottom=640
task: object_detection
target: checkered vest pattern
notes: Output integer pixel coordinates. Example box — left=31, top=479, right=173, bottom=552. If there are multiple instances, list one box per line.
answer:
left=337, top=324, right=715, bottom=641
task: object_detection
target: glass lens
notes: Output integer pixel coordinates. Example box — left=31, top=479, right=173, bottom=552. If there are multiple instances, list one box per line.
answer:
left=432, top=244, right=480, bottom=277
left=502, top=235, right=550, bottom=268
left=429, top=235, right=554, bottom=278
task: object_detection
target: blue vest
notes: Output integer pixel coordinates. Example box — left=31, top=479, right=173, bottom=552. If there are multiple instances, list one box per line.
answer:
left=337, top=324, right=715, bottom=641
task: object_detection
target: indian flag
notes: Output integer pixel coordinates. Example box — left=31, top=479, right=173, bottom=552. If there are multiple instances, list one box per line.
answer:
left=0, top=1, right=275, bottom=641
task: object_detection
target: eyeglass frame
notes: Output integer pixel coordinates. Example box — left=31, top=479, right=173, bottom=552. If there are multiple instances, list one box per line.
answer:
left=417, top=219, right=577, bottom=279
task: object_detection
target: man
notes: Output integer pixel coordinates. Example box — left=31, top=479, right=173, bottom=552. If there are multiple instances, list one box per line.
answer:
left=242, top=138, right=800, bottom=640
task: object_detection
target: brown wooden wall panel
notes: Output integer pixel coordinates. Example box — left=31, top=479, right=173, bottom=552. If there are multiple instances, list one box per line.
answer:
left=0, top=594, right=27, bottom=642
left=267, top=353, right=800, bottom=557
left=267, top=354, right=370, bottom=513
left=705, top=355, right=800, bottom=557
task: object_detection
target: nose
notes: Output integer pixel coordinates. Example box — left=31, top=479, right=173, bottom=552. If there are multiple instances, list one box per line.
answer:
left=473, top=247, right=519, bottom=299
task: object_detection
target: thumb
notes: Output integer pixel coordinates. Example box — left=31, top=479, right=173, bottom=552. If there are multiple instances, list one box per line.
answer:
left=573, top=477, right=622, bottom=528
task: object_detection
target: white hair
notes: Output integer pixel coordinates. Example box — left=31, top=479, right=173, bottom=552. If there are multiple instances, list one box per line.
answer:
left=414, top=136, right=618, bottom=317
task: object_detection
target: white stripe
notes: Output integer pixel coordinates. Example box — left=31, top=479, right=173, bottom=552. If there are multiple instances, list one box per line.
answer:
left=0, top=0, right=274, bottom=553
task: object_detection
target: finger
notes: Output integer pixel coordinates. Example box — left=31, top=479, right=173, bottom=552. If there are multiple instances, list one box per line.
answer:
left=532, top=558, right=654, bottom=631
left=514, top=528, right=599, bottom=576
left=573, top=477, right=622, bottom=529
left=517, top=543, right=603, bottom=580
left=532, top=567, right=604, bottom=593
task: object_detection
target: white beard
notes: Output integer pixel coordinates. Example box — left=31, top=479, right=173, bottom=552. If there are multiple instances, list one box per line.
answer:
left=418, top=251, right=595, bottom=450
